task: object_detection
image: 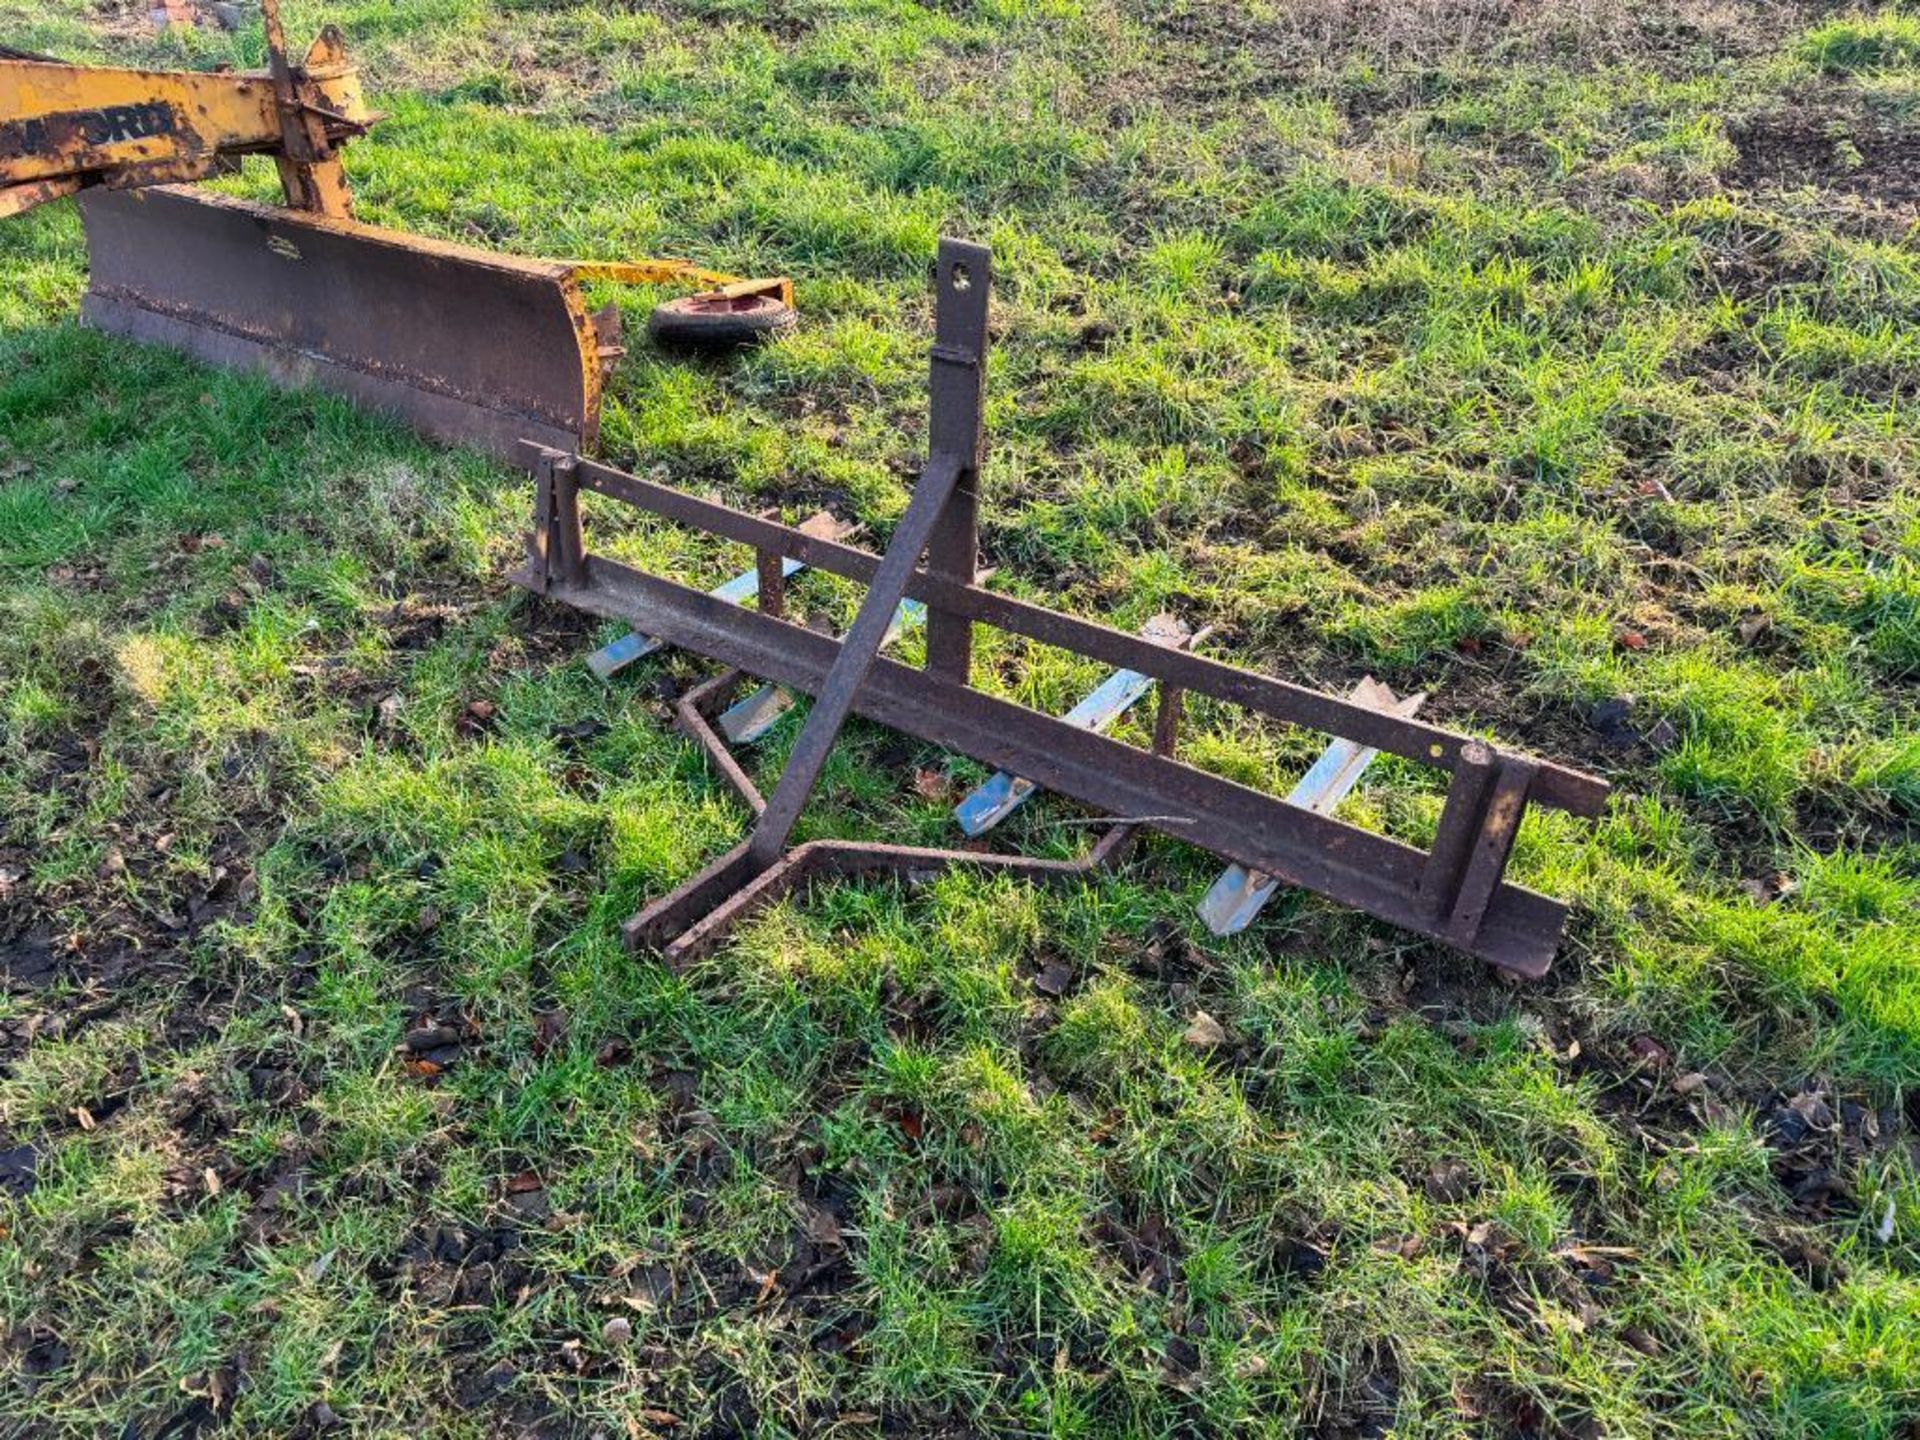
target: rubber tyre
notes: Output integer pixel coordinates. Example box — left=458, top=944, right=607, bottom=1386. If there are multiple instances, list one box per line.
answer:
left=647, top=293, right=797, bottom=351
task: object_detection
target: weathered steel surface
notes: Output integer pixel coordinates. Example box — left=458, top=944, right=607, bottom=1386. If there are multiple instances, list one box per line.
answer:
left=1, top=15, right=370, bottom=220
left=719, top=600, right=923, bottom=743
left=79, top=186, right=601, bottom=459
left=646, top=827, right=1139, bottom=967
left=922, top=241, right=989, bottom=686
left=588, top=512, right=853, bottom=679
left=556, top=454, right=1608, bottom=821
left=0, top=46, right=366, bottom=191
left=745, top=452, right=967, bottom=866
left=513, top=237, right=1609, bottom=979
left=533, top=546, right=1577, bottom=977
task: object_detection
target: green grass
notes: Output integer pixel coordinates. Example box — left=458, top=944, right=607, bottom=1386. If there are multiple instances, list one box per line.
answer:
left=2, top=0, right=1918, bottom=1436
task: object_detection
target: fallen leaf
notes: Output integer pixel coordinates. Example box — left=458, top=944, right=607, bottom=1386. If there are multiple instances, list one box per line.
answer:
left=1628, top=1034, right=1672, bottom=1069
left=459, top=699, right=497, bottom=736
left=1033, top=961, right=1073, bottom=997
left=1425, top=1157, right=1473, bottom=1203
left=1183, top=1011, right=1228, bottom=1048
left=806, top=1204, right=842, bottom=1248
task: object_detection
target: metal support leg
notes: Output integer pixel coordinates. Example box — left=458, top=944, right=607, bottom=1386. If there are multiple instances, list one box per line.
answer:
left=747, top=454, right=967, bottom=866
left=923, top=241, right=989, bottom=686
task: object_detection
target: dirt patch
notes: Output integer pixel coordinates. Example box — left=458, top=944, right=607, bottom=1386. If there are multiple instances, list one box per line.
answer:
left=1138, top=0, right=1836, bottom=109
left=1730, top=106, right=1920, bottom=210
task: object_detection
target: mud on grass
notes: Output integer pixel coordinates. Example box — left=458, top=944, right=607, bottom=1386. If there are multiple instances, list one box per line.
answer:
left=4, top=0, right=1920, bottom=1436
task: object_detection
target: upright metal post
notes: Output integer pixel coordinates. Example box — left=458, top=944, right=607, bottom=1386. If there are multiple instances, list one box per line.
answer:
left=922, top=241, right=990, bottom=685
left=739, top=245, right=992, bottom=867
left=260, top=0, right=355, bottom=218
left=519, top=448, right=584, bottom=594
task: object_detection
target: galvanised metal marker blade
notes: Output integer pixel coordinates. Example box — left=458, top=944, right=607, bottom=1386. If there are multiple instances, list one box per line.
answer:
left=953, top=615, right=1192, bottom=837
left=718, top=600, right=926, bottom=743
left=1198, top=678, right=1426, bottom=936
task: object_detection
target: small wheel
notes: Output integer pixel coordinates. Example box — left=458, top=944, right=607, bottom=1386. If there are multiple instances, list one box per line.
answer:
left=647, top=292, right=796, bottom=351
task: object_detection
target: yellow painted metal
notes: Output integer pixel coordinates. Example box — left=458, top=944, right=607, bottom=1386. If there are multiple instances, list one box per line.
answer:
left=0, top=48, right=369, bottom=211
left=0, top=20, right=792, bottom=452
left=564, top=259, right=794, bottom=309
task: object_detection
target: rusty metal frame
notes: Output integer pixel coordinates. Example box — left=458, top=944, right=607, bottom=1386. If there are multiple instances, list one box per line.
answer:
left=512, top=239, right=1608, bottom=979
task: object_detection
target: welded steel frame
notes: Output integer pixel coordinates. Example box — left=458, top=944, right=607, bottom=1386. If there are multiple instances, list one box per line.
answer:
left=511, top=239, right=1608, bottom=979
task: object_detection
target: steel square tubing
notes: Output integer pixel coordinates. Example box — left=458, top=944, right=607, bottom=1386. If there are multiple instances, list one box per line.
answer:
left=536, top=446, right=1607, bottom=823
left=539, top=547, right=1574, bottom=977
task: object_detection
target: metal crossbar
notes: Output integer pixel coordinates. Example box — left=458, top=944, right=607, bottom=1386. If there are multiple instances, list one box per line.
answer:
left=585, top=511, right=854, bottom=678
left=511, top=238, right=1608, bottom=979
left=1198, top=678, right=1423, bottom=935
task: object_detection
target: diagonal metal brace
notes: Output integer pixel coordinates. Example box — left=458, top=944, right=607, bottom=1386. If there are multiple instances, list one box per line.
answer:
left=626, top=239, right=994, bottom=948
left=517, top=236, right=1609, bottom=979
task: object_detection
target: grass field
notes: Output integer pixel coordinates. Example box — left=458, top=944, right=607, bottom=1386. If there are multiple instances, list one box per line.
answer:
left=2, top=0, right=1918, bottom=1434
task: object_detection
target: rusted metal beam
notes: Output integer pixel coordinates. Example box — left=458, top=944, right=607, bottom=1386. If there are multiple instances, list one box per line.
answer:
left=746, top=451, right=967, bottom=866
left=1199, top=678, right=1424, bottom=936
left=534, top=548, right=1575, bottom=978
left=553, top=453, right=1607, bottom=820
left=922, top=241, right=989, bottom=687
left=512, top=236, right=1608, bottom=980
left=954, top=615, right=1192, bottom=837
left=587, top=511, right=854, bottom=679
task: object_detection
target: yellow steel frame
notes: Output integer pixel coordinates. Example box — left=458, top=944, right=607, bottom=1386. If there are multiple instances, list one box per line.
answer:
left=0, top=50, right=370, bottom=217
